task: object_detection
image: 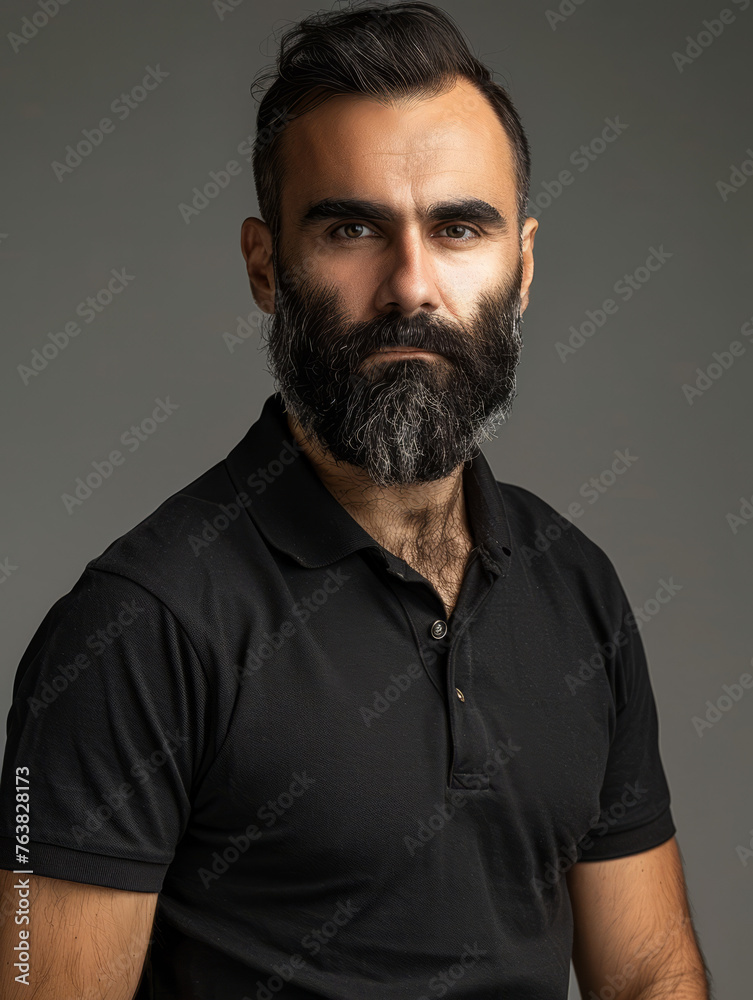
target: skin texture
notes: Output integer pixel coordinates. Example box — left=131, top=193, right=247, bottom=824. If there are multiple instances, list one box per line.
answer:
left=241, top=79, right=711, bottom=997
left=0, top=869, right=156, bottom=999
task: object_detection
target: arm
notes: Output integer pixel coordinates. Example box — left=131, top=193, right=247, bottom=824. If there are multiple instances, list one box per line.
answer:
left=566, top=836, right=711, bottom=999
left=0, top=870, right=157, bottom=999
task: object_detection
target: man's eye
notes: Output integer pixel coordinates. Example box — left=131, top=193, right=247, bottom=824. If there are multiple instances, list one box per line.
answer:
left=331, top=223, right=377, bottom=240
left=438, top=225, right=480, bottom=242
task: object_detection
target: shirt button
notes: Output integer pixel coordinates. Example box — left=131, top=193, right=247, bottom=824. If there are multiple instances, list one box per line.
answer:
left=456, top=687, right=465, bottom=702
left=430, top=620, right=448, bottom=639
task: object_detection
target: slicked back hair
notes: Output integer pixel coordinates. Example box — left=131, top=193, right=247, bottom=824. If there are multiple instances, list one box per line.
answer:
left=250, top=1, right=531, bottom=244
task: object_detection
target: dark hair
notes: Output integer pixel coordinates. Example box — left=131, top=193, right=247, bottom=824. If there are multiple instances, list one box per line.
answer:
left=250, top=1, right=531, bottom=243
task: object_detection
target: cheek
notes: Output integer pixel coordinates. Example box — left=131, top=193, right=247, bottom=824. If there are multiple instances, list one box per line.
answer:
left=433, top=258, right=513, bottom=320
left=305, top=253, right=376, bottom=314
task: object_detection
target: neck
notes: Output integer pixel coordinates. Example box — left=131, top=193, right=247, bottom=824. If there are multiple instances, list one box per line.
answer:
left=285, top=410, right=473, bottom=560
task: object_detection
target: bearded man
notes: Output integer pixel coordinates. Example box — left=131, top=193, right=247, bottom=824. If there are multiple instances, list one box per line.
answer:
left=0, top=3, right=711, bottom=999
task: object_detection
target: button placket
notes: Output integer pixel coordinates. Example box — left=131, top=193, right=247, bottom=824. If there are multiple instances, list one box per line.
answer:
left=445, top=557, right=501, bottom=790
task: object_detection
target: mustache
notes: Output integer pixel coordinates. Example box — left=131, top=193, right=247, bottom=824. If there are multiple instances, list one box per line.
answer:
left=273, top=282, right=517, bottom=370
left=337, top=311, right=467, bottom=366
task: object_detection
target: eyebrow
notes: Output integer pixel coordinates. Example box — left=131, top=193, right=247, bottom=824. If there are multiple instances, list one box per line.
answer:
left=299, top=197, right=509, bottom=232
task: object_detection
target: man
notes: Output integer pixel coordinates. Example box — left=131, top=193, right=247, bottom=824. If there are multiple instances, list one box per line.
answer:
left=0, top=2, right=712, bottom=998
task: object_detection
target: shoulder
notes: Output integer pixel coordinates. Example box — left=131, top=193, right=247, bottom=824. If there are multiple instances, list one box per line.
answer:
left=12, top=460, right=256, bottom=735
left=495, top=478, right=627, bottom=608
left=80, top=457, right=262, bottom=629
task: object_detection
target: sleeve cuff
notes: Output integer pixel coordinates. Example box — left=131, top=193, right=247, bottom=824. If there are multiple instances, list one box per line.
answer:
left=577, top=805, right=677, bottom=861
left=0, top=837, right=168, bottom=892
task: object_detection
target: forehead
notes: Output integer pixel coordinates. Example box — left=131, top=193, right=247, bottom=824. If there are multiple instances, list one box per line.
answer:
left=277, top=77, right=518, bottom=224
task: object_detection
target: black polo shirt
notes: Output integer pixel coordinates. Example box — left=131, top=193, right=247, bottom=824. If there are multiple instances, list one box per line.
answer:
left=0, top=391, right=676, bottom=999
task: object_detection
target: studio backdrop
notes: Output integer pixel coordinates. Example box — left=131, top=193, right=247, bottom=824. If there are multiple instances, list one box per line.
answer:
left=1, top=1, right=751, bottom=996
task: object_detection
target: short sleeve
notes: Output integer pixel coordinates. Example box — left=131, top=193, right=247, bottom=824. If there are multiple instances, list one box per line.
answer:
left=578, top=571, right=676, bottom=861
left=0, top=567, right=208, bottom=891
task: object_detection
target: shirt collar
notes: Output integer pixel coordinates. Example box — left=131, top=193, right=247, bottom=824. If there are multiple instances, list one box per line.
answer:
left=224, top=392, right=512, bottom=574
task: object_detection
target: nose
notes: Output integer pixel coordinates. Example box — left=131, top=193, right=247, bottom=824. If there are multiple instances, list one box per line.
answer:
left=372, top=230, right=443, bottom=318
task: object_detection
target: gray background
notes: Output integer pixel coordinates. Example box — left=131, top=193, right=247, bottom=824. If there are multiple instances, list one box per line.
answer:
left=1, top=0, right=751, bottom=996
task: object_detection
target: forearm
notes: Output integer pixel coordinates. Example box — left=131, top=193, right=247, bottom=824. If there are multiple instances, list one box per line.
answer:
left=621, top=938, right=711, bottom=1000
left=568, top=842, right=713, bottom=1000
left=581, top=961, right=710, bottom=1000
left=626, top=972, right=710, bottom=1000
left=573, top=911, right=712, bottom=1000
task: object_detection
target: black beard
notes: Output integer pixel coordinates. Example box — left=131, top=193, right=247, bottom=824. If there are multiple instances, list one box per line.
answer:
left=262, top=247, right=524, bottom=487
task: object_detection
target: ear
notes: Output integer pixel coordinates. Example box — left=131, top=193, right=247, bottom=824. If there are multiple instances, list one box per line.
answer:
left=519, top=216, right=538, bottom=314
left=240, top=217, right=275, bottom=313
